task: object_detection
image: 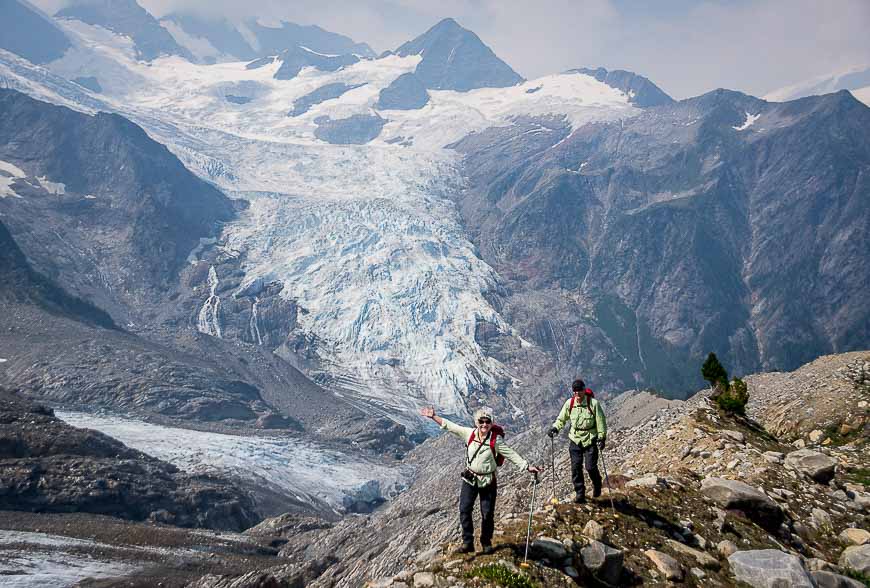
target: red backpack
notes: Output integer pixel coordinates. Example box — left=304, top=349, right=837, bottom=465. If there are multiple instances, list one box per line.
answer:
left=467, top=424, right=505, bottom=466
left=569, top=389, right=595, bottom=414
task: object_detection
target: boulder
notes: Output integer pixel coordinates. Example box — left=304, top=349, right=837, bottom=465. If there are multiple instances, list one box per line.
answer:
left=810, top=571, right=866, bottom=588
left=665, top=539, right=720, bottom=569
left=412, top=572, right=435, bottom=587
left=840, top=544, right=870, bottom=575
left=531, top=537, right=569, bottom=561
left=839, top=528, right=870, bottom=546
left=644, top=549, right=683, bottom=581
left=700, top=477, right=783, bottom=527
left=763, top=451, right=785, bottom=463
left=721, top=430, right=746, bottom=444
left=812, top=507, right=833, bottom=531
left=785, top=449, right=837, bottom=484
left=583, top=520, right=606, bottom=542
left=626, top=474, right=665, bottom=488
left=580, top=540, right=623, bottom=585
left=728, top=550, right=814, bottom=588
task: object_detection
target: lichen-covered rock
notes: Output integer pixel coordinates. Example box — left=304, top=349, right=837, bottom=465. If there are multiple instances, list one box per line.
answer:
left=580, top=540, right=623, bottom=585
left=785, top=449, right=837, bottom=484
left=728, top=550, right=814, bottom=588
left=840, top=544, right=870, bottom=575
left=644, top=549, right=683, bottom=581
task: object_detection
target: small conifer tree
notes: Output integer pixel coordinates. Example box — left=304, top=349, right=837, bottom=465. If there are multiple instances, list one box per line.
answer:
left=701, top=352, right=728, bottom=389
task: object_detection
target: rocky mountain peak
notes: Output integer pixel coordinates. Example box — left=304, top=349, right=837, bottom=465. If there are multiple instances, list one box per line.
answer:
left=395, top=17, right=524, bottom=91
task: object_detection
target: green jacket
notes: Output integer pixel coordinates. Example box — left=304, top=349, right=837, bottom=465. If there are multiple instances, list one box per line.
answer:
left=551, top=396, right=607, bottom=447
left=440, top=418, right=529, bottom=488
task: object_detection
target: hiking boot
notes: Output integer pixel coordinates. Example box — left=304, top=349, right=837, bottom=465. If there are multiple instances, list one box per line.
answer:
left=456, top=542, right=474, bottom=554
left=480, top=544, right=494, bottom=555
left=592, top=486, right=602, bottom=498
left=574, top=492, right=587, bottom=504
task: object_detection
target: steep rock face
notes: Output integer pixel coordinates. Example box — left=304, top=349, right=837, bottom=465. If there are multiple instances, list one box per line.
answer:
left=451, top=90, right=870, bottom=394
left=0, top=89, right=235, bottom=313
left=569, top=67, right=674, bottom=108
left=57, top=0, right=194, bottom=61
left=0, top=0, right=72, bottom=64
left=273, top=45, right=359, bottom=80
left=0, top=388, right=259, bottom=531
left=0, top=219, right=115, bottom=330
left=395, top=18, right=523, bottom=91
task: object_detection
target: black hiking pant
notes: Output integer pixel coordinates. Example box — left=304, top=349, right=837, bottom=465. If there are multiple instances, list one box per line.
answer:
left=569, top=440, right=602, bottom=496
left=459, top=480, right=497, bottom=547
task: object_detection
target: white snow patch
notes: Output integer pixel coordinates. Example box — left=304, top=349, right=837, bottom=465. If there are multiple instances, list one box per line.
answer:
left=56, top=411, right=408, bottom=511
left=733, top=112, right=760, bottom=131
left=0, top=358, right=8, bottom=363
left=0, top=159, right=26, bottom=198
left=36, top=176, right=65, bottom=194
left=160, top=19, right=226, bottom=63
left=0, top=531, right=139, bottom=588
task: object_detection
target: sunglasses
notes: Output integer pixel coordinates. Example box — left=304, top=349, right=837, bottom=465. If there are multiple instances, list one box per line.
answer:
left=477, top=418, right=491, bottom=424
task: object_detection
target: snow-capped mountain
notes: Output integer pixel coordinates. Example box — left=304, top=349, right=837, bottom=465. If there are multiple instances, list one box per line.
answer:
left=1, top=0, right=868, bottom=435
left=1, top=8, right=644, bottom=427
left=765, top=64, right=870, bottom=106
left=56, top=0, right=194, bottom=61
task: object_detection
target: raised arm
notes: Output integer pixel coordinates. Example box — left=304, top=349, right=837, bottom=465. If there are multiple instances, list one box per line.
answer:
left=419, top=406, right=443, bottom=426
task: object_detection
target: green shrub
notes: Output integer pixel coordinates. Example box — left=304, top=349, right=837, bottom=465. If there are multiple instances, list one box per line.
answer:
left=467, top=563, right=536, bottom=588
left=843, top=568, right=870, bottom=588
left=714, top=378, right=749, bottom=415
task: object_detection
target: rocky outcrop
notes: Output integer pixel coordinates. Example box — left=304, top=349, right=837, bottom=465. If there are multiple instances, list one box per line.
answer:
left=375, top=73, right=430, bottom=110
left=273, top=46, right=359, bottom=81
left=314, top=113, right=386, bottom=144
left=0, top=388, right=258, bottom=530
left=289, top=83, right=364, bottom=117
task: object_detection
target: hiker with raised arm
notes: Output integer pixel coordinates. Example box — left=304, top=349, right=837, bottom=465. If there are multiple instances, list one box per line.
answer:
left=420, top=405, right=541, bottom=554
left=547, top=378, right=607, bottom=503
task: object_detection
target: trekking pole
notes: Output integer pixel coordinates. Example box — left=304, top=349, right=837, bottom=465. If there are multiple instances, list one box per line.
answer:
left=550, top=436, right=557, bottom=504
left=598, top=446, right=617, bottom=516
left=521, top=471, right=539, bottom=568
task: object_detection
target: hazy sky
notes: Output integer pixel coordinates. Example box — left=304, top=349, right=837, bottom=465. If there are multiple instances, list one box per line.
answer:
left=35, top=0, right=870, bottom=99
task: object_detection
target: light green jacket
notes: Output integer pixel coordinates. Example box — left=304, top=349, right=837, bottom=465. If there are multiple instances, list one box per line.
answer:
left=440, top=418, right=529, bottom=488
left=551, top=396, right=607, bottom=447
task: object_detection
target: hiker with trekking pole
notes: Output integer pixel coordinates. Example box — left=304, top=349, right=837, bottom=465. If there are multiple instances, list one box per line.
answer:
left=547, top=379, right=608, bottom=504
left=420, top=405, right=541, bottom=555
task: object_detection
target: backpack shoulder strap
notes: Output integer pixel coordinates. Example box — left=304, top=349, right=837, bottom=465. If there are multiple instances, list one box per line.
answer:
left=569, top=396, right=575, bottom=413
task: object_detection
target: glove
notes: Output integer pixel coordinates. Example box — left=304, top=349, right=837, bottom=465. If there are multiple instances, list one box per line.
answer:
left=547, top=427, right=558, bottom=438
left=597, top=437, right=606, bottom=450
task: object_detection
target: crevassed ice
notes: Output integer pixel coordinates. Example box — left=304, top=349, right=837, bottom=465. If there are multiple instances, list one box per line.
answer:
left=223, top=144, right=512, bottom=418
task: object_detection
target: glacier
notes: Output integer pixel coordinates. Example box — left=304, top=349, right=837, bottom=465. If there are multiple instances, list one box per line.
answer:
left=0, top=18, right=641, bottom=426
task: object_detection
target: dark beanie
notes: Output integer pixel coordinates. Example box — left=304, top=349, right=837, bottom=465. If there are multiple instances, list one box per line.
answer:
left=572, top=379, right=585, bottom=392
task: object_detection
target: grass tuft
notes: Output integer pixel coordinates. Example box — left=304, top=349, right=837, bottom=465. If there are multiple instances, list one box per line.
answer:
left=466, top=563, right=536, bottom=588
